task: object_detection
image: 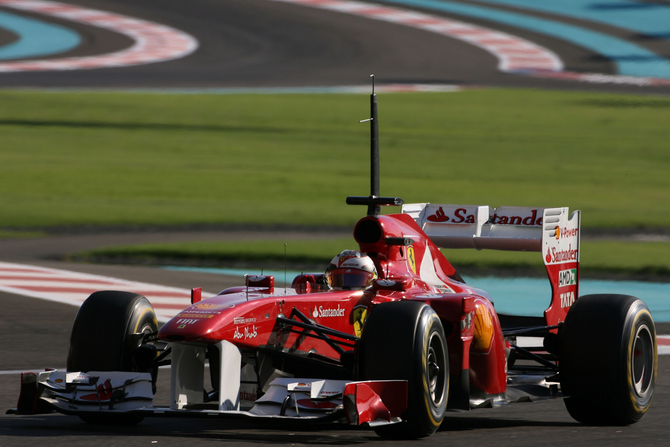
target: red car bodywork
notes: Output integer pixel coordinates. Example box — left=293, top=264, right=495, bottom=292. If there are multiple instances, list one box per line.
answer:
left=159, top=209, right=573, bottom=406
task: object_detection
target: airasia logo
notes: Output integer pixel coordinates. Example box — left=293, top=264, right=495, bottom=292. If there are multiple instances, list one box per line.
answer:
left=427, top=207, right=543, bottom=226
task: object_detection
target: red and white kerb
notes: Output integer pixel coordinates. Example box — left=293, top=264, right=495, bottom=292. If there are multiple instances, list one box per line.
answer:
left=0, top=261, right=202, bottom=323
left=0, top=0, right=198, bottom=72
left=272, top=0, right=563, bottom=73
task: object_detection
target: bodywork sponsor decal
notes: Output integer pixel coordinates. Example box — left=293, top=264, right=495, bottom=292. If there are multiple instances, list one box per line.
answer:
left=352, top=305, right=368, bottom=338
left=558, top=269, right=577, bottom=288
left=234, top=317, right=257, bottom=325
left=472, top=303, right=494, bottom=352
left=193, top=303, right=229, bottom=310
left=176, top=317, right=200, bottom=329
left=175, top=318, right=198, bottom=325
left=80, top=379, right=113, bottom=402
left=407, top=246, right=417, bottom=274
left=233, top=325, right=258, bottom=340
left=560, top=291, right=576, bottom=308
left=434, top=284, right=455, bottom=294
left=427, top=206, right=543, bottom=226
left=545, top=245, right=579, bottom=264
left=312, top=305, right=346, bottom=318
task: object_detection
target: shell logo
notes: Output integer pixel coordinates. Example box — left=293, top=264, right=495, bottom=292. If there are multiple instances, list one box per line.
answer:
left=193, top=303, right=228, bottom=310
left=472, top=303, right=494, bottom=352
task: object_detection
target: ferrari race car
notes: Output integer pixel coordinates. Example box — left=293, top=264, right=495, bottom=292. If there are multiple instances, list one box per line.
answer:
left=9, top=83, right=657, bottom=439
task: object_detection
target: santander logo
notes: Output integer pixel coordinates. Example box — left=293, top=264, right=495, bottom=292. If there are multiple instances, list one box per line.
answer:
left=427, top=207, right=543, bottom=226
left=312, top=305, right=345, bottom=318
left=545, top=245, right=579, bottom=264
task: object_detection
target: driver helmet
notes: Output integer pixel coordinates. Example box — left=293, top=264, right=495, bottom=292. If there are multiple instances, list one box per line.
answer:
left=325, top=250, right=377, bottom=290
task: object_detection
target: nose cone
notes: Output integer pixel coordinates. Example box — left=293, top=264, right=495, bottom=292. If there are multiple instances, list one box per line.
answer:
left=159, top=300, right=235, bottom=342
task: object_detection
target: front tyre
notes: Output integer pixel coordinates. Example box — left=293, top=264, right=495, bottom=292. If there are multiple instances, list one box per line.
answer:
left=559, top=294, right=657, bottom=425
left=357, top=301, right=448, bottom=439
left=67, top=291, right=158, bottom=425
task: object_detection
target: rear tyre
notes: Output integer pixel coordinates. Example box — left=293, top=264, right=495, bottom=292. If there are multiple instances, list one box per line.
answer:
left=357, top=301, right=448, bottom=439
left=559, top=294, right=657, bottom=425
left=67, top=291, right=158, bottom=425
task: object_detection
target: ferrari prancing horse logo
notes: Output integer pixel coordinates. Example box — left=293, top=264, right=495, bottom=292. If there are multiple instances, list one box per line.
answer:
left=352, top=306, right=368, bottom=338
left=407, top=246, right=416, bottom=274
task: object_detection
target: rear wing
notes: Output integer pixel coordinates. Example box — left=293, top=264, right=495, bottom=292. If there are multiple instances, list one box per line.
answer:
left=402, top=203, right=580, bottom=325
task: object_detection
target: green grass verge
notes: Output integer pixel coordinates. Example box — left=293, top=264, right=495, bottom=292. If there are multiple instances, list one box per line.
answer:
left=1, top=89, right=669, bottom=229
left=71, top=238, right=355, bottom=269
left=74, top=238, right=670, bottom=280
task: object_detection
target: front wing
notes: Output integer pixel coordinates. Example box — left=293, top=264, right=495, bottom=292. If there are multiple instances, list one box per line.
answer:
left=10, top=370, right=408, bottom=427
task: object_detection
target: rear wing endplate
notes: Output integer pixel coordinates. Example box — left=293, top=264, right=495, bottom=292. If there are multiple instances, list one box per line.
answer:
left=402, top=203, right=580, bottom=325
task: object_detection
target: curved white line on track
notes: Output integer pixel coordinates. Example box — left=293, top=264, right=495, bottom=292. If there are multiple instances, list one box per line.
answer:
left=0, top=261, right=212, bottom=323
left=0, top=0, right=198, bottom=72
left=271, top=0, right=563, bottom=73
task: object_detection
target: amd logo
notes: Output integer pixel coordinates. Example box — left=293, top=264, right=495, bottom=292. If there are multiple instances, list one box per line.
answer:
left=558, top=269, right=577, bottom=287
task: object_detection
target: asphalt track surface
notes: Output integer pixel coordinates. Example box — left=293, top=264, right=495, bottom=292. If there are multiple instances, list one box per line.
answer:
left=1, top=0, right=670, bottom=444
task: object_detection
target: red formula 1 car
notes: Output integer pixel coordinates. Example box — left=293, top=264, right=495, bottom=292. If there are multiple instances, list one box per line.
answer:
left=10, top=84, right=657, bottom=439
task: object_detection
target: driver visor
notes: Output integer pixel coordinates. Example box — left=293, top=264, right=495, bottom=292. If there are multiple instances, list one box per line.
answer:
left=327, top=268, right=374, bottom=290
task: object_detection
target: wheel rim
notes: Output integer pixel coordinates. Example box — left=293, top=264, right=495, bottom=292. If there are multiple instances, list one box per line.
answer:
left=427, top=332, right=446, bottom=407
left=632, top=324, right=654, bottom=398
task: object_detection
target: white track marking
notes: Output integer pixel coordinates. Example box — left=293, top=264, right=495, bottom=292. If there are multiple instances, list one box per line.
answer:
left=0, top=0, right=198, bottom=72
left=271, top=0, right=563, bottom=72
left=0, top=261, right=212, bottom=322
left=658, top=335, right=670, bottom=355
left=508, top=336, right=670, bottom=355
left=526, top=70, right=670, bottom=87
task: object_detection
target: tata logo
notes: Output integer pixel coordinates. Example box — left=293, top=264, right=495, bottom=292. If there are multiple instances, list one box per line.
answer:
left=558, top=269, right=577, bottom=287
left=560, top=291, right=576, bottom=308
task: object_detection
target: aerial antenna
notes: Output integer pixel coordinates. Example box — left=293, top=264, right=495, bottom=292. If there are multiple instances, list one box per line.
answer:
left=346, top=75, right=403, bottom=216
left=368, top=74, right=380, bottom=215
left=284, top=243, right=288, bottom=295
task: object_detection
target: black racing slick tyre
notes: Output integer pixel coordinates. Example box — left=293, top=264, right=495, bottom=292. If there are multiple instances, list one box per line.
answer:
left=357, top=301, right=448, bottom=439
left=559, top=294, right=657, bottom=425
left=67, top=291, right=158, bottom=425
